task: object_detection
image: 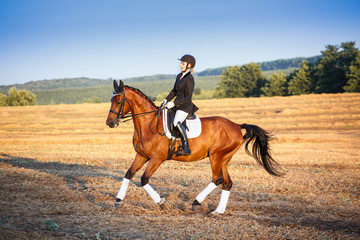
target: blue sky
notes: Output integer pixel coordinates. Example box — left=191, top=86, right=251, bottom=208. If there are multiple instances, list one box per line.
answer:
left=0, top=0, right=359, bottom=85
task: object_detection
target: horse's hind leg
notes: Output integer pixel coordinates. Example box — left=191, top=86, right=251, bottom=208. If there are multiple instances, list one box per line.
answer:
left=193, top=150, right=235, bottom=214
left=211, top=164, right=232, bottom=214
left=192, top=154, right=224, bottom=210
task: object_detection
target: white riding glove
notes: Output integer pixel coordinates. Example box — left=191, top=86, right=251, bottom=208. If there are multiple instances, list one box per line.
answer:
left=167, top=101, right=175, bottom=109
left=160, top=99, right=167, bottom=108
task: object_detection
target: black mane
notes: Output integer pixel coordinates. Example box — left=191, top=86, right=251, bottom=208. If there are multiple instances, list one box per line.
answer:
left=125, top=85, right=158, bottom=108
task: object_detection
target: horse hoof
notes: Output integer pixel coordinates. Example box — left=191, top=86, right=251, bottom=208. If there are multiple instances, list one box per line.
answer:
left=191, top=199, right=202, bottom=211
left=209, top=210, right=223, bottom=215
left=158, top=198, right=166, bottom=210
left=113, top=199, right=124, bottom=209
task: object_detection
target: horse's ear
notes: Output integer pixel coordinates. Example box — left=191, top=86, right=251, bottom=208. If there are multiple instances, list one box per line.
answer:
left=119, top=80, right=124, bottom=91
left=113, top=80, right=119, bottom=92
left=113, top=79, right=124, bottom=94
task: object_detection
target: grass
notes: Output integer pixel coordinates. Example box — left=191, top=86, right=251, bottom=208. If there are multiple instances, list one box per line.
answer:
left=0, top=92, right=359, bottom=239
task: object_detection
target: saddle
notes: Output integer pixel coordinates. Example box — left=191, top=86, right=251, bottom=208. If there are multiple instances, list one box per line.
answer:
left=162, top=108, right=201, bottom=140
left=166, top=109, right=195, bottom=137
left=162, top=108, right=201, bottom=159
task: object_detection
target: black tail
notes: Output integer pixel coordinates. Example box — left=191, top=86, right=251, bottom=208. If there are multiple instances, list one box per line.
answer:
left=240, top=124, right=284, bottom=177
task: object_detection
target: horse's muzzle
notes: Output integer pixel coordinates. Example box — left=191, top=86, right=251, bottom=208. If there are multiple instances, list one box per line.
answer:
left=106, top=119, right=119, bottom=128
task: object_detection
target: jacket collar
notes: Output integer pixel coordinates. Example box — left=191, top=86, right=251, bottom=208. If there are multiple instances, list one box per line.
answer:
left=179, top=71, right=191, bottom=79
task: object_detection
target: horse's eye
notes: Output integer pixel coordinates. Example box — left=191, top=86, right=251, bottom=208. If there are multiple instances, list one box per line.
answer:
left=117, top=102, right=121, bottom=105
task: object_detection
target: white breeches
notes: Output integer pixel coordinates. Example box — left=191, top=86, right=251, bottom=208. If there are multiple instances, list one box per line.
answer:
left=173, top=110, right=188, bottom=126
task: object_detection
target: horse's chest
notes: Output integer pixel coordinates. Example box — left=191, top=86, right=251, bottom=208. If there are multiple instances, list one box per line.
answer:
left=132, top=132, right=149, bottom=153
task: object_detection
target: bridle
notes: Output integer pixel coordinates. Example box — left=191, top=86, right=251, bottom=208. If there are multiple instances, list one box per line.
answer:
left=109, top=90, right=164, bottom=135
left=109, top=91, right=128, bottom=122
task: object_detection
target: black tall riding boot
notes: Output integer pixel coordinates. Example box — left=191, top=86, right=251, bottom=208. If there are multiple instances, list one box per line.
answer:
left=176, top=122, right=191, bottom=156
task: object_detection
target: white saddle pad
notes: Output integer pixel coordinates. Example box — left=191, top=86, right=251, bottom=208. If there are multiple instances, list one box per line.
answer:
left=162, top=108, right=202, bottom=139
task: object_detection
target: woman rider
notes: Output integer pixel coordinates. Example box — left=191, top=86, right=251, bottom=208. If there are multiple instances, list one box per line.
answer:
left=161, top=54, right=199, bottom=156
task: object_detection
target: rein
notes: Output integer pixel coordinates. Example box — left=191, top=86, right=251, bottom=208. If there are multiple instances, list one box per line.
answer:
left=109, top=91, right=165, bottom=135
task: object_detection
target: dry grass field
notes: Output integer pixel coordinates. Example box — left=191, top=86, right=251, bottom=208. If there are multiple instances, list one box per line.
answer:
left=1, top=93, right=359, bottom=239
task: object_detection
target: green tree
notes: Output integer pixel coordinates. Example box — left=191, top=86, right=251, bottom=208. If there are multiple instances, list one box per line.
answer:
left=315, top=44, right=341, bottom=93
left=288, top=60, right=312, bottom=95
left=6, top=87, right=20, bottom=106
left=5, top=87, right=36, bottom=106
left=344, top=51, right=360, bottom=92
left=0, top=93, right=7, bottom=107
left=214, top=63, right=265, bottom=98
left=261, top=72, right=288, bottom=96
left=18, top=89, right=37, bottom=105
left=315, top=41, right=358, bottom=93
left=340, top=42, right=359, bottom=70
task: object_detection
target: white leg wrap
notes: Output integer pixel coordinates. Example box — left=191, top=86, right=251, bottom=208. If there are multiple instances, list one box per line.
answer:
left=143, top=184, right=161, bottom=203
left=213, top=190, right=230, bottom=214
left=116, top=178, right=130, bottom=200
left=195, top=182, right=217, bottom=203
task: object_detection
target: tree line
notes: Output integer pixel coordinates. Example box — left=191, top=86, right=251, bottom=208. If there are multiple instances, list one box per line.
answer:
left=0, top=87, right=36, bottom=106
left=215, top=41, right=360, bottom=98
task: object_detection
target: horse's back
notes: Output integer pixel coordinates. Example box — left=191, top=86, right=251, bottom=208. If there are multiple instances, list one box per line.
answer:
left=200, top=115, right=240, bottom=128
left=200, top=116, right=243, bottom=139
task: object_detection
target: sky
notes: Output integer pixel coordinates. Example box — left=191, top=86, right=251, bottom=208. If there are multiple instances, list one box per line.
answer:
left=0, top=0, right=360, bottom=86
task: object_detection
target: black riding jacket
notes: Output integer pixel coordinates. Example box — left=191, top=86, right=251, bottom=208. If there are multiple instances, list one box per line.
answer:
left=165, top=71, right=199, bottom=114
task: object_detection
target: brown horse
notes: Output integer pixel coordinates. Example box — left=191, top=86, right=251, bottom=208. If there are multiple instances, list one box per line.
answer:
left=106, top=80, right=283, bottom=214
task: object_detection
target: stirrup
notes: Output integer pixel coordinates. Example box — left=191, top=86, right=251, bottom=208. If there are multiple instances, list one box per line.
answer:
left=176, top=145, right=191, bottom=156
left=113, top=198, right=124, bottom=209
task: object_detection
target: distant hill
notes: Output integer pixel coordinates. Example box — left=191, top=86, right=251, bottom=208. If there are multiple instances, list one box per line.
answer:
left=197, top=55, right=323, bottom=76
left=0, top=77, right=112, bottom=92
left=258, top=55, right=322, bottom=71
left=0, top=76, right=175, bottom=92
left=0, top=55, right=323, bottom=93
left=124, top=74, right=176, bottom=83
left=31, top=75, right=219, bottom=105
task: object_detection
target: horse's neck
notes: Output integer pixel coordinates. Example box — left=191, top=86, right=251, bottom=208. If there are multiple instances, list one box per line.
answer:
left=126, top=89, right=158, bottom=130
left=126, top=90, right=156, bottom=115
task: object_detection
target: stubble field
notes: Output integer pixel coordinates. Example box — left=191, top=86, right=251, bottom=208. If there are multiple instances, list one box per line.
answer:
left=0, top=93, right=359, bottom=239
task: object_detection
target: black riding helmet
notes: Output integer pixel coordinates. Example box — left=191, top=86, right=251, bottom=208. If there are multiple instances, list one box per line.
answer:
left=178, top=54, right=196, bottom=70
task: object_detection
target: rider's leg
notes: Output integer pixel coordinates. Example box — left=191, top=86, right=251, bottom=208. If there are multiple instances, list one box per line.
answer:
left=173, top=110, right=191, bottom=156
left=175, top=122, right=191, bottom=155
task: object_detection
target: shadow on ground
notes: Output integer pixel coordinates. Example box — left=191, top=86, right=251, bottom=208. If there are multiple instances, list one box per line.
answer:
left=0, top=153, right=124, bottom=209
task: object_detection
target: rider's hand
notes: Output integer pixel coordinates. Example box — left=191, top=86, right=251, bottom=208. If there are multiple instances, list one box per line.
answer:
left=160, top=99, right=167, bottom=108
left=167, top=102, right=175, bottom=109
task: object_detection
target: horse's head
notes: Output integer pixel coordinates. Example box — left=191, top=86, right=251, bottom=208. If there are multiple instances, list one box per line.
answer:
left=106, top=80, right=130, bottom=128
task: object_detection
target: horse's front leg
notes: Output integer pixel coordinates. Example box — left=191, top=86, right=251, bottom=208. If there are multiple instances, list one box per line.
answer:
left=114, top=153, right=148, bottom=208
left=141, top=157, right=165, bottom=206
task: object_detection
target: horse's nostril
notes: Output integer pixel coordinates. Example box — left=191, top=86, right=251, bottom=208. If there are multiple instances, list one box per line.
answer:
left=107, top=120, right=119, bottom=128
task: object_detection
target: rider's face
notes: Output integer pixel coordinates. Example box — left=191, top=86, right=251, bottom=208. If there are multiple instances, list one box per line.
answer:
left=180, top=61, right=191, bottom=72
